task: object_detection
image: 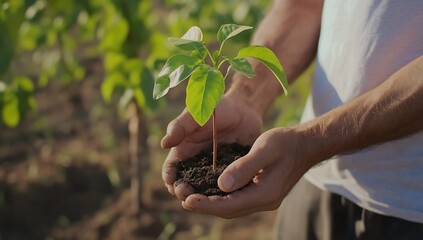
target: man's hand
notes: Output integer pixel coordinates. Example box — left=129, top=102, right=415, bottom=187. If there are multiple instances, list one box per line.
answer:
left=182, top=54, right=423, bottom=218
left=161, top=0, right=324, bottom=216
left=161, top=95, right=262, bottom=200
left=180, top=127, right=312, bottom=218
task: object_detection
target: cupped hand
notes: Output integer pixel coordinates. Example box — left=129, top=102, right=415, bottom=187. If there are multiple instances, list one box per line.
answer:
left=161, top=95, right=262, bottom=200
left=180, top=127, right=313, bottom=218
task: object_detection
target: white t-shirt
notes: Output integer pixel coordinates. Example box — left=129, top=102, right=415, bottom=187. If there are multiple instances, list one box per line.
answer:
left=303, top=0, right=423, bottom=223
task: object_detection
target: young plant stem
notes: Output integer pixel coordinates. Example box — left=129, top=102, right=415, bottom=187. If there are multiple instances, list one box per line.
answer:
left=215, top=41, right=225, bottom=65
left=211, top=66, right=231, bottom=173
left=212, top=109, right=217, bottom=172
left=205, top=47, right=216, bottom=66
left=217, top=59, right=228, bottom=70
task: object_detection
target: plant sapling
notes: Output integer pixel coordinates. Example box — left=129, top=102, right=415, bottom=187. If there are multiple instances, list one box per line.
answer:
left=154, top=24, right=288, bottom=194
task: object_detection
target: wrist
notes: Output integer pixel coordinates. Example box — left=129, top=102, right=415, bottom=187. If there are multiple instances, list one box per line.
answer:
left=226, top=69, right=283, bottom=117
left=292, top=121, right=339, bottom=168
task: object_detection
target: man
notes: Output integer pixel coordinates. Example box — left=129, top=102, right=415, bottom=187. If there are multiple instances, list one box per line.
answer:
left=161, top=0, right=423, bottom=238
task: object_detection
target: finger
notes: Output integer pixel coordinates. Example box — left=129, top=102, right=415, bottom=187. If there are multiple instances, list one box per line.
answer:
left=217, top=143, right=269, bottom=192
left=162, top=147, right=186, bottom=194
left=183, top=182, right=276, bottom=218
left=182, top=194, right=253, bottom=218
left=174, top=181, right=194, bottom=201
left=161, top=109, right=200, bottom=149
left=162, top=142, right=210, bottom=195
left=162, top=157, right=177, bottom=195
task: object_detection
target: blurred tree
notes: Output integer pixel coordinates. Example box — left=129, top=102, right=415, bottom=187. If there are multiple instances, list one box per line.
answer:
left=0, top=0, right=273, bottom=128
left=0, top=0, right=307, bottom=221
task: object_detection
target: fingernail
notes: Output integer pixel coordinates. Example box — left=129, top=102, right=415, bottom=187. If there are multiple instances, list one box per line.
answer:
left=220, top=174, right=235, bottom=192
left=162, top=133, right=169, bottom=140
left=160, top=134, right=169, bottom=148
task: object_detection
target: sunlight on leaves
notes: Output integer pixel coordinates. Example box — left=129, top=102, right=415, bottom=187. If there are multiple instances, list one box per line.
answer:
left=238, top=45, right=288, bottom=95
left=224, top=57, right=255, bottom=78
left=2, top=92, right=20, bottom=127
left=181, top=26, right=203, bottom=41
left=168, top=37, right=206, bottom=55
left=153, top=54, right=202, bottom=99
left=101, top=72, right=125, bottom=102
left=104, top=52, right=126, bottom=72
left=186, top=65, right=224, bottom=126
left=217, top=24, right=252, bottom=44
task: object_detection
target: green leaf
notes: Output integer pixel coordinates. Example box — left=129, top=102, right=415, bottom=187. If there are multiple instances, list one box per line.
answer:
left=18, top=22, right=42, bottom=50
left=2, top=92, right=20, bottom=127
left=168, top=37, right=206, bottom=55
left=104, top=52, right=126, bottom=72
left=237, top=45, right=288, bottom=95
left=101, top=79, right=115, bottom=102
left=99, top=15, right=129, bottom=51
left=16, top=76, right=34, bottom=92
left=181, top=26, right=203, bottom=41
left=191, top=49, right=207, bottom=60
left=153, top=77, right=169, bottom=100
left=129, top=70, right=141, bottom=86
left=168, top=26, right=207, bottom=59
left=140, top=66, right=158, bottom=111
left=153, top=54, right=201, bottom=99
left=133, top=88, right=146, bottom=108
left=186, top=65, right=225, bottom=126
left=101, top=72, right=125, bottom=102
left=123, top=59, right=143, bottom=72
left=217, top=24, right=252, bottom=44
left=212, top=50, right=219, bottom=64
left=224, top=57, right=255, bottom=78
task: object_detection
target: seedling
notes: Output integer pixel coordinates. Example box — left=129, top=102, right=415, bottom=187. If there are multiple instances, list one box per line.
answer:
left=154, top=24, right=288, bottom=172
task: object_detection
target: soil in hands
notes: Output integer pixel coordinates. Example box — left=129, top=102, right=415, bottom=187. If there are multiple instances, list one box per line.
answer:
left=176, top=143, right=251, bottom=196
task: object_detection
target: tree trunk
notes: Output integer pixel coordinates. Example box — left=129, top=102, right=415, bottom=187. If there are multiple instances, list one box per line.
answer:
left=127, top=101, right=149, bottom=216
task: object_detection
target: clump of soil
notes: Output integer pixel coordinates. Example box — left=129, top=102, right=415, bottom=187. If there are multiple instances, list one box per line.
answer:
left=175, top=143, right=251, bottom=196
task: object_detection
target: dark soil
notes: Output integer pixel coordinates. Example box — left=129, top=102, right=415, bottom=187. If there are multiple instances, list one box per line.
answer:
left=176, top=143, right=251, bottom=196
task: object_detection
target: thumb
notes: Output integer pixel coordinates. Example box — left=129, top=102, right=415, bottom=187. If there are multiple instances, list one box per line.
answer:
left=217, top=148, right=266, bottom=192
left=161, top=109, right=199, bottom=149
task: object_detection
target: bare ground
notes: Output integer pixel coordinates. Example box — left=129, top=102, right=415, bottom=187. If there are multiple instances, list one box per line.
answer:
left=0, top=63, right=276, bottom=240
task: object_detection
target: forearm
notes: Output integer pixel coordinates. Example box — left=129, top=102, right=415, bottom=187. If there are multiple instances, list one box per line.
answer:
left=227, top=0, right=323, bottom=116
left=298, top=55, right=423, bottom=167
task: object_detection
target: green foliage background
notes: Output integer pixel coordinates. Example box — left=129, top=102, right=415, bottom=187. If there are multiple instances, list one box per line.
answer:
left=1, top=0, right=289, bottom=127
left=0, top=0, right=311, bottom=239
